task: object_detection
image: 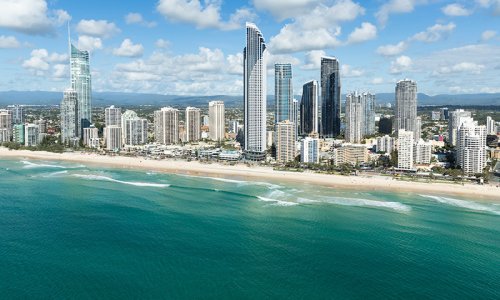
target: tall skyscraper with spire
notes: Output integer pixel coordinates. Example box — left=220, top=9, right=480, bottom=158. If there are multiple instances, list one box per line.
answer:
left=69, top=29, right=92, bottom=138
left=243, top=22, right=267, bottom=160
left=320, top=57, right=341, bottom=138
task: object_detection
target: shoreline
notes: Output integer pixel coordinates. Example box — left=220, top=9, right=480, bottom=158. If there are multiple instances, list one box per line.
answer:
left=1, top=147, right=499, bottom=201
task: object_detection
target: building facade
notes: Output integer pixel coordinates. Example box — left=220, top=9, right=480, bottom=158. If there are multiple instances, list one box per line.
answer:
left=244, top=23, right=267, bottom=159
left=300, top=80, right=319, bottom=136
left=395, top=79, right=418, bottom=140
left=83, top=126, right=99, bottom=148
left=185, top=107, right=201, bottom=142
left=276, top=120, right=296, bottom=163
left=345, top=92, right=364, bottom=143
left=448, top=109, right=472, bottom=146
left=154, top=107, right=179, bottom=145
left=414, top=139, right=432, bottom=165
left=398, top=129, right=414, bottom=170
left=321, top=56, right=341, bottom=138
left=0, top=109, right=12, bottom=143
left=105, top=126, right=122, bottom=151
left=275, top=63, right=293, bottom=124
left=70, top=43, right=92, bottom=137
left=60, top=89, right=79, bottom=144
left=13, top=124, right=25, bottom=144
left=209, top=101, right=225, bottom=142
left=24, top=124, right=40, bottom=147
left=301, top=137, right=320, bottom=164
left=457, top=120, right=486, bottom=175
left=121, top=110, right=148, bottom=146
left=105, top=105, right=121, bottom=127
left=486, top=116, right=496, bottom=135
left=376, top=135, right=395, bottom=153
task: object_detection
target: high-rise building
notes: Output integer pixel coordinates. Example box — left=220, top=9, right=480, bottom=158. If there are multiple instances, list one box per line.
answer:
left=154, top=107, right=179, bottom=145
left=415, top=116, right=422, bottom=141
left=301, top=137, right=320, bottom=164
left=121, top=110, right=148, bottom=146
left=8, top=105, right=23, bottom=124
left=363, top=92, right=376, bottom=136
left=244, top=22, right=267, bottom=160
left=440, top=107, right=449, bottom=121
left=457, top=120, right=486, bottom=175
left=379, top=116, right=393, bottom=134
left=185, top=107, right=201, bottom=142
left=0, top=109, right=12, bottom=143
left=276, top=120, right=296, bottom=163
left=275, top=63, right=293, bottom=124
left=398, top=129, right=414, bottom=170
left=321, top=56, right=341, bottom=138
left=395, top=79, right=418, bottom=140
left=105, top=105, right=121, bottom=127
left=291, top=98, right=299, bottom=140
left=70, top=43, right=92, bottom=137
left=229, top=120, right=239, bottom=134
left=83, top=125, right=99, bottom=148
left=414, top=139, right=432, bottom=165
left=105, top=126, right=122, bottom=151
left=13, top=124, right=25, bottom=144
left=448, top=109, right=472, bottom=146
left=376, top=135, right=395, bottom=153
left=60, top=89, right=78, bottom=144
left=35, top=119, right=47, bottom=134
left=300, top=80, right=319, bottom=136
left=431, top=111, right=441, bottom=121
left=209, top=101, right=225, bottom=142
left=345, top=92, right=364, bottom=143
left=486, top=116, right=496, bottom=135
left=24, top=124, right=40, bottom=147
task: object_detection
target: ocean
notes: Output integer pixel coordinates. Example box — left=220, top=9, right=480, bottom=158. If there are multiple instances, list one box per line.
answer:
left=0, top=158, right=499, bottom=299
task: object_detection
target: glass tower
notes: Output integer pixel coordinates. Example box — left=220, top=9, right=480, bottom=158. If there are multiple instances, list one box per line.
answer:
left=274, top=63, right=293, bottom=124
left=320, top=57, right=341, bottom=138
left=70, top=44, right=92, bottom=138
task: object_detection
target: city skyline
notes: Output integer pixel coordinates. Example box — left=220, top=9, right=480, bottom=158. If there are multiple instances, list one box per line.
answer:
left=0, top=0, right=499, bottom=97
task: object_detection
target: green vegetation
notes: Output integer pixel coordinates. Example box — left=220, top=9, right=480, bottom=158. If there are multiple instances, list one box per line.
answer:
left=2, top=135, right=65, bottom=153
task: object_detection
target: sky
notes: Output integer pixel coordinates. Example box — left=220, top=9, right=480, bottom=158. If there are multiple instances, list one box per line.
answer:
left=0, top=0, right=499, bottom=97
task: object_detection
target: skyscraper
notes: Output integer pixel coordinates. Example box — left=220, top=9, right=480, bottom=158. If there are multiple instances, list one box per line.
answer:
left=300, top=80, right=319, bottom=136
left=105, top=106, right=122, bottom=127
left=25, top=124, right=40, bottom=147
left=395, top=79, right=418, bottom=140
left=0, top=109, right=12, bottom=143
left=448, top=109, right=472, bottom=146
left=345, top=92, right=364, bottom=143
left=105, top=126, right=122, bottom=151
left=362, top=92, right=376, bottom=136
left=209, top=101, right=225, bottom=142
left=154, top=107, right=179, bottom=145
left=457, top=120, right=486, bottom=175
left=321, top=57, right=341, bottom=138
left=185, top=107, right=201, bottom=142
left=486, top=116, right=496, bottom=135
left=274, top=63, right=293, bottom=124
left=244, top=22, right=267, bottom=160
left=7, top=105, right=23, bottom=124
left=301, top=137, right=319, bottom=164
left=13, top=124, right=25, bottom=144
left=60, top=89, right=78, bottom=144
left=121, top=110, right=148, bottom=146
left=83, top=125, right=99, bottom=148
left=398, top=129, right=414, bottom=170
left=70, top=43, right=92, bottom=137
left=276, top=120, right=296, bottom=163
left=291, top=98, right=299, bottom=141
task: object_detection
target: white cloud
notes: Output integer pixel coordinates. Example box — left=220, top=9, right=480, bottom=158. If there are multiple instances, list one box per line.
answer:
left=0, top=35, right=21, bottom=48
left=53, top=9, right=71, bottom=25
left=481, top=30, right=497, bottom=41
left=155, top=39, right=170, bottom=48
left=371, top=77, right=386, bottom=84
left=252, top=0, right=319, bottom=20
left=125, top=12, right=156, bottom=27
left=77, top=35, right=103, bottom=52
left=435, top=62, right=485, bottom=75
left=113, top=39, right=144, bottom=58
left=376, top=41, right=407, bottom=56
left=341, top=64, right=364, bottom=77
left=411, top=22, right=456, bottom=43
left=390, top=55, right=412, bottom=74
left=475, top=0, right=500, bottom=15
left=347, top=22, right=377, bottom=44
left=53, top=64, right=68, bottom=78
left=302, top=50, right=326, bottom=69
left=269, top=0, right=365, bottom=53
left=227, top=53, right=243, bottom=75
left=376, top=0, right=423, bottom=26
left=0, top=0, right=58, bottom=35
left=76, top=19, right=120, bottom=38
left=22, top=48, right=67, bottom=74
left=156, top=0, right=255, bottom=30
left=442, top=3, right=471, bottom=16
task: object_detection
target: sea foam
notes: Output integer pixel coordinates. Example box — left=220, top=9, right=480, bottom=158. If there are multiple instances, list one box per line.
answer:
left=256, top=196, right=299, bottom=206
left=21, top=160, right=84, bottom=169
left=419, top=195, right=500, bottom=215
left=179, top=174, right=281, bottom=189
left=72, top=174, right=169, bottom=188
left=319, top=196, right=412, bottom=213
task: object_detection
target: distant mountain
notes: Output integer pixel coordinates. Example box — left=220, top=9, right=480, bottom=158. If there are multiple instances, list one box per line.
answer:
left=0, top=91, right=499, bottom=107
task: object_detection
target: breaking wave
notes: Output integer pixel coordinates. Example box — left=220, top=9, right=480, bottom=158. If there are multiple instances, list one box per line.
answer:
left=21, top=160, right=84, bottom=169
left=420, top=195, right=500, bottom=215
left=72, top=174, right=169, bottom=188
left=318, top=196, right=412, bottom=212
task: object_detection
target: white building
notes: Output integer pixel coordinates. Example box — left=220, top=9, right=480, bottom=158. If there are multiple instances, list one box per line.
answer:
left=185, top=107, right=201, bottom=142
left=332, top=144, right=368, bottom=166
left=276, top=121, right=296, bottom=163
left=0, top=109, right=12, bottom=143
left=229, top=120, right=239, bottom=134
left=154, top=107, right=179, bottom=145
left=457, top=120, right=486, bottom=175
left=448, top=109, right=472, bottom=146
left=24, top=124, right=40, bottom=147
left=301, top=137, right=319, bottom=164
left=209, top=101, right=225, bottom=142
left=398, top=129, right=414, bottom=170
left=414, top=139, right=432, bottom=165
left=395, top=79, right=419, bottom=140
left=376, top=135, right=395, bottom=153
left=60, top=89, right=78, bottom=144
left=486, top=116, right=496, bottom=135
left=105, top=126, right=122, bottom=151
left=105, top=105, right=121, bottom=127
left=345, top=92, right=364, bottom=143
left=121, top=110, right=148, bottom=146
left=244, top=22, right=267, bottom=160
left=83, top=126, right=99, bottom=148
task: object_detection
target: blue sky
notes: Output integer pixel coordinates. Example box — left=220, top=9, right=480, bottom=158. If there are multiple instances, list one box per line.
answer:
left=0, top=0, right=499, bottom=96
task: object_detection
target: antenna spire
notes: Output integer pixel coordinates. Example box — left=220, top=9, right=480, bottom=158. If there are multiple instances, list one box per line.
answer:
left=67, top=21, right=71, bottom=86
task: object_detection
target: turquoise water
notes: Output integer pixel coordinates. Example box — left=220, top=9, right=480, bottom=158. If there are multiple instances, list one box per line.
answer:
left=0, top=159, right=499, bottom=299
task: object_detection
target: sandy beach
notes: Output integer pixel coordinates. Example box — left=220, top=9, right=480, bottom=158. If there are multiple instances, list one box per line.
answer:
left=1, top=147, right=499, bottom=201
